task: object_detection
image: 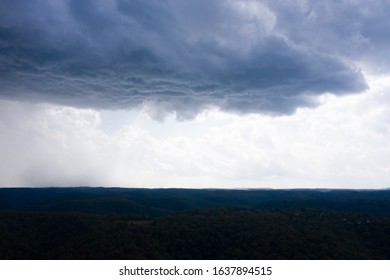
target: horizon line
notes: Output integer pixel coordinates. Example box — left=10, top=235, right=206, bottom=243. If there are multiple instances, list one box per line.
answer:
left=0, top=186, right=389, bottom=191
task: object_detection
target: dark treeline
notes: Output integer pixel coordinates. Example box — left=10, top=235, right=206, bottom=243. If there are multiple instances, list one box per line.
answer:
left=0, top=188, right=390, bottom=259
left=1, top=187, right=390, bottom=217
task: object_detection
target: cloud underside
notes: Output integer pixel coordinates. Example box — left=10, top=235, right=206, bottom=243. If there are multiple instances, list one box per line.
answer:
left=1, top=0, right=388, bottom=119
left=1, top=75, right=390, bottom=188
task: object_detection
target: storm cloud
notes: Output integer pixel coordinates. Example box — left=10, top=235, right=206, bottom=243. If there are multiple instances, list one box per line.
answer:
left=1, top=0, right=384, bottom=119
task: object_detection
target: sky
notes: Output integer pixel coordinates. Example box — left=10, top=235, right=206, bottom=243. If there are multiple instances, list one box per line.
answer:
left=0, top=0, right=390, bottom=188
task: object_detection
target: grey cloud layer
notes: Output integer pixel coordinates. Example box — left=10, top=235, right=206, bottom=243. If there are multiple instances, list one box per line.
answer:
left=0, top=0, right=382, bottom=118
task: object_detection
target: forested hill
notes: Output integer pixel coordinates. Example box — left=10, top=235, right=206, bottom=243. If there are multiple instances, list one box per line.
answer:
left=1, top=188, right=390, bottom=259
left=0, top=187, right=390, bottom=217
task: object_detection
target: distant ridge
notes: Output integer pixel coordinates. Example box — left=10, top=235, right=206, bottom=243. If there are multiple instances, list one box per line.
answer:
left=1, top=187, right=390, bottom=217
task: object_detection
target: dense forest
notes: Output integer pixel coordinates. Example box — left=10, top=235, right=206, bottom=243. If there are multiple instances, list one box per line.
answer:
left=0, top=187, right=390, bottom=259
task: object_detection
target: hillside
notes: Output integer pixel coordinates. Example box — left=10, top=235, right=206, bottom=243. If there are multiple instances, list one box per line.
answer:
left=1, top=187, right=390, bottom=259
left=1, top=188, right=390, bottom=217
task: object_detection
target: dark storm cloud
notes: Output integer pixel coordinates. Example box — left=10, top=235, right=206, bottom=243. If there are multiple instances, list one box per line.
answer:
left=264, top=0, right=390, bottom=70
left=0, top=0, right=380, bottom=119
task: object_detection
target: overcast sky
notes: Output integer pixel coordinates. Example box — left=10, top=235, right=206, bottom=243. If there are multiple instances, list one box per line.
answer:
left=1, top=0, right=390, bottom=188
